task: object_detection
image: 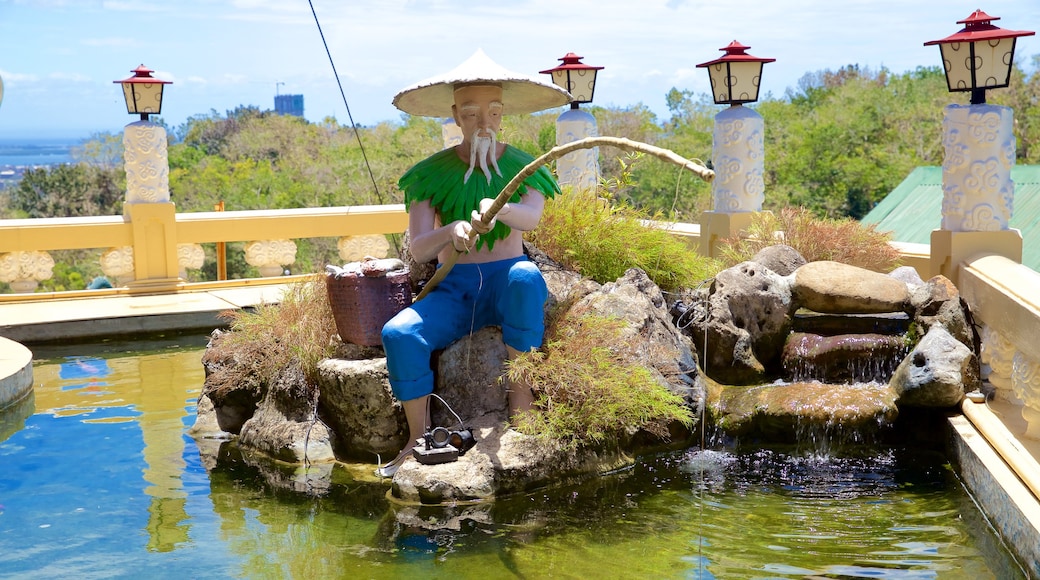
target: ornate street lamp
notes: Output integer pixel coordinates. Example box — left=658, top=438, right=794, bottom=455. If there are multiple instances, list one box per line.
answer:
left=540, top=53, right=603, bottom=109
left=539, top=52, right=604, bottom=189
left=924, top=10, right=1034, bottom=105
left=696, top=40, right=775, bottom=106
left=114, top=64, right=171, bottom=121
left=696, top=41, right=775, bottom=258
left=924, top=11, right=1034, bottom=287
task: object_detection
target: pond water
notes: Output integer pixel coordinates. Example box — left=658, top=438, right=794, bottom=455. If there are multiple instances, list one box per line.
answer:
left=0, top=334, right=1028, bottom=579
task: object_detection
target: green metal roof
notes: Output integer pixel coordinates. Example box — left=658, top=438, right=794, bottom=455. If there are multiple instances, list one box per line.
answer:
left=861, top=165, right=1040, bottom=272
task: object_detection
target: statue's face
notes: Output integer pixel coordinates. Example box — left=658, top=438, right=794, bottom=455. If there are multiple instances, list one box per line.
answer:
left=452, top=84, right=503, bottom=141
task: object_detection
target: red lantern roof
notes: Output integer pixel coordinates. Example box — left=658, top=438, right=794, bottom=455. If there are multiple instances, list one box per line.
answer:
left=113, top=64, right=172, bottom=86
left=924, top=10, right=1034, bottom=46
left=696, top=41, right=776, bottom=68
left=539, top=53, right=604, bottom=74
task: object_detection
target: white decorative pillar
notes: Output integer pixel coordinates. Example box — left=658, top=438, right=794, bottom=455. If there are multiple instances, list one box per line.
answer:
left=982, top=324, right=1040, bottom=438
left=711, top=104, right=765, bottom=212
left=931, top=105, right=1023, bottom=283
left=555, top=107, right=600, bottom=190
left=940, top=104, right=1014, bottom=231
left=245, top=239, right=297, bottom=277
left=0, top=251, right=55, bottom=293
left=100, top=246, right=136, bottom=287
left=123, top=121, right=171, bottom=204
left=177, top=243, right=205, bottom=280
left=337, top=235, right=390, bottom=263
left=699, top=104, right=764, bottom=258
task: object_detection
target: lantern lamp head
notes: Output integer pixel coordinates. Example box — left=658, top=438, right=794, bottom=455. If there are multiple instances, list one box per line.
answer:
left=924, top=10, right=1034, bottom=105
left=114, top=65, right=172, bottom=121
left=540, top=53, right=604, bottom=109
left=696, top=41, right=775, bottom=106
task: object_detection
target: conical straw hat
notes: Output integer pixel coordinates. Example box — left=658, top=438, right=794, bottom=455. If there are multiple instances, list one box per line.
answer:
left=393, top=49, right=572, bottom=117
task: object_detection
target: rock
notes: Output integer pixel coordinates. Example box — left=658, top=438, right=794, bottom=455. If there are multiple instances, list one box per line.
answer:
left=238, top=364, right=337, bottom=463
left=909, top=275, right=975, bottom=351
left=318, top=357, right=406, bottom=459
left=793, top=261, right=910, bottom=314
left=678, top=261, right=793, bottom=385
left=711, top=381, right=899, bottom=443
left=889, top=266, right=925, bottom=287
left=782, top=332, right=909, bottom=384
left=890, top=326, right=980, bottom=407
left=751, top=244, right=806, bottom=276
left=791, top=311, right=911, bottom=336
left=384, top=267, right=702, bottom=502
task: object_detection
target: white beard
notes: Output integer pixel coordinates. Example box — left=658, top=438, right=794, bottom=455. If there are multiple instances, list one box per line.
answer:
left=463, top=130, right=502, bottom=185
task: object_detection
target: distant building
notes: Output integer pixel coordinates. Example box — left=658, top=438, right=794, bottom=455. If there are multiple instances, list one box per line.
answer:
left=275, top=94, right=304, bottom=117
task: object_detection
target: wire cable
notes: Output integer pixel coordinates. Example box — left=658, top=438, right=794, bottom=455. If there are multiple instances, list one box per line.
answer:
left=307, top=0, right=384, bottom=205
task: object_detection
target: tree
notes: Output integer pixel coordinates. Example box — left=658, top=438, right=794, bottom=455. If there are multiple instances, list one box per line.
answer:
left=6, top=164, right=123, bottom=219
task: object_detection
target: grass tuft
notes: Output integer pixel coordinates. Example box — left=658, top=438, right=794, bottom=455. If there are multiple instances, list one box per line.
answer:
left=529, top=186, right=721, bottom=292
left=716, top=207, right=902, bottom=272
left=217, top=273, right=337, bottom=386
left=508, top=311, right=694, bottom=449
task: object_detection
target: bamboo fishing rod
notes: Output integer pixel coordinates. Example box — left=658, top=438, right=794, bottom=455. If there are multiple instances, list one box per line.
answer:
left=414, top=136, right=715, bottom=301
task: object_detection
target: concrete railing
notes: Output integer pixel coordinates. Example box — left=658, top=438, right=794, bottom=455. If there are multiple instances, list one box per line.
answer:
left=0, top=204, right=408, bottom=295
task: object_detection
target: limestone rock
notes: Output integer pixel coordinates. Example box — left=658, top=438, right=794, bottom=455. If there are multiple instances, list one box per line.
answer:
left=782, top=332, right=909, bottom=384
left=318, top=357, right=406, bottom=459
left=910, top=275, right=976, bottom=351
left=751, top=244, right=806, bottom=276
left=238, top=364, right=336, bottom=463
left=889, top=265, right=925, bottom=287
left=711, top=381, right=899, bottom=442
left=678, top=261, right=793, bottom=385
left=890, top=325, right=980, bottom=407
left=793, top=261, right=909, bottom=314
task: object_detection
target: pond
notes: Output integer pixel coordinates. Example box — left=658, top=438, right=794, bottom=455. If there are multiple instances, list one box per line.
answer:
left=0, top=334, right=1028, bottom=579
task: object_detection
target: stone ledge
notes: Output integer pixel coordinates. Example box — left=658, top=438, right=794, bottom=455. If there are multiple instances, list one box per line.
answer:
left=947, top=414, right=1040, bottom=577
left=0, top=336, right=32, bottom=410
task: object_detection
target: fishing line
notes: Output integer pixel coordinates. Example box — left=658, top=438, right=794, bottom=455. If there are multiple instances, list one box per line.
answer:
left=307, top=1, right=384, bottom=206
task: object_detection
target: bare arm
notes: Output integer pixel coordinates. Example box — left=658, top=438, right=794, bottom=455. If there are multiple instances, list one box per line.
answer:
left=472, top=187, right=546, bottom=233
left=407, top=200, right=472, bottom=264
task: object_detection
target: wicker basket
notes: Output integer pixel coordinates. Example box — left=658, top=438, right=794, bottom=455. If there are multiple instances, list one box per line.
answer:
left=327, top=269, right=412, bottom=347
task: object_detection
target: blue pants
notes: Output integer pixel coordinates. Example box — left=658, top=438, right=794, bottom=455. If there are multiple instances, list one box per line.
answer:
left=381, top=256, right=547, bottom=401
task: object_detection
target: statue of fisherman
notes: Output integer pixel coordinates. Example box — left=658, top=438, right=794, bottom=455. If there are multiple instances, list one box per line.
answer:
left=377, top=50, right=571, bottom=476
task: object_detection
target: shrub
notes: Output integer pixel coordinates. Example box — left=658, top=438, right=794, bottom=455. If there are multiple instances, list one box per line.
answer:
left=508, top=311, right=694, bottom=449
left=528, top=186, right=722, bottom=292
left=217, top=273, right=337, bottom=385
left=716, top=207, right=902, bottom=272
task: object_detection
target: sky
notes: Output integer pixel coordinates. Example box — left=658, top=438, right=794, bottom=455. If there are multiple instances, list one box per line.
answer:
left=0, top=0, right=1038, bottom=142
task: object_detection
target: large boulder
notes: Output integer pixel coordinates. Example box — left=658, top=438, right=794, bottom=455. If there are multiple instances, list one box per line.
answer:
left=711, top=380, right=899, bottom=443
left=678, top=261, right=794, bottom=385
left=890, top=325, right=980, bottom=407
left=793, top=261, right=910, bottom=314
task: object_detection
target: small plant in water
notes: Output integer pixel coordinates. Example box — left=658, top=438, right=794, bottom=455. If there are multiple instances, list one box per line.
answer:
left=508, top=310, right=694, bottom=449
left=717, top=207, right=902, bottom=272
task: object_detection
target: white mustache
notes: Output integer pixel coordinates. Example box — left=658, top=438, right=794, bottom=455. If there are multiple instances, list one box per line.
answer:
left=462, top=129, right=501, bottom=185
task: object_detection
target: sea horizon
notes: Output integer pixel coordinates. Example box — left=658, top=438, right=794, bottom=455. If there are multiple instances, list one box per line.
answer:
left=0, top=136, right=81, bottom=168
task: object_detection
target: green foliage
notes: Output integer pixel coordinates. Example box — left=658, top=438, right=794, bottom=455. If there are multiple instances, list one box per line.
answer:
left=6, top=164, right=123, bottom=218
left=508, top=312, right=694, bottom=448
left=529, top=186, right=722, bottom=292
left=716, top=207, right=902, bottom=272
left=217, top=274, right=337, bottom=385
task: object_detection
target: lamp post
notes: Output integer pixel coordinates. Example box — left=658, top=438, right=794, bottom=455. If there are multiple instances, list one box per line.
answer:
left=924, top=11, right=1034, bottom=283
left=115, top=64, right=172, bottom=122
left=695, top=41, right=774, bottom=258
left=540, top=53, right=603, bottom=189
left=112, top=64, right=182, bottom=289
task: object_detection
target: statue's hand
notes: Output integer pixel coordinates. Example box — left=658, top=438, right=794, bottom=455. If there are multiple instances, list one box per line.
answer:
left=471, top=198, right=509, bottom=234
left=451, top=220, right=475, bottom=252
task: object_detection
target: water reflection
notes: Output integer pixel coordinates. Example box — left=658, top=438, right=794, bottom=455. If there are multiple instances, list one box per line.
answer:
left=0, top=335, right=1029, bottom=579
